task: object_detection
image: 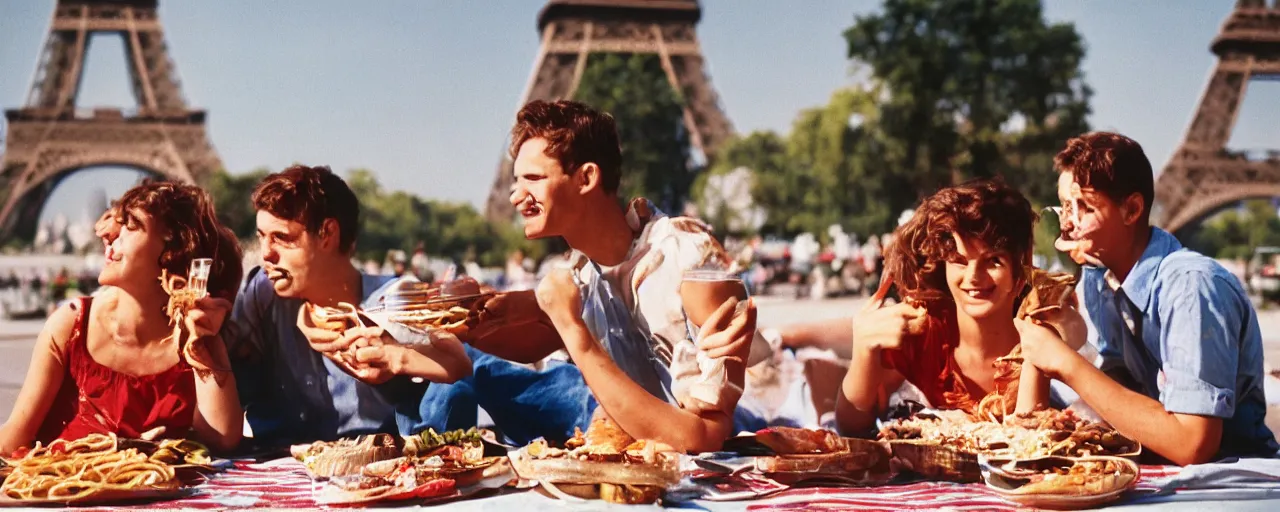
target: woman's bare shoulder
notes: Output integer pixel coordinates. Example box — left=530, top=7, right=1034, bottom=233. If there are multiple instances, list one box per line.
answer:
left=42, top=300, right=84, bottom=352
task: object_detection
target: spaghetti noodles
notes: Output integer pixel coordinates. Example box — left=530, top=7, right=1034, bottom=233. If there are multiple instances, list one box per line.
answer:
left=2, top=434, right=178, bottom=501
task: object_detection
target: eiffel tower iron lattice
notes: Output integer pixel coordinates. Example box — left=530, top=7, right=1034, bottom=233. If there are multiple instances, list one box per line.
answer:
left=0, top=0, right=222, bottom=244
left=483, top=0, right=733, bottom=223
left=1153, top=0, right=1280, bottom=233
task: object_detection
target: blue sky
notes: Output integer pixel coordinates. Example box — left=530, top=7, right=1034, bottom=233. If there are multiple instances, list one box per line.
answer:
left=1, top=0, right=1274, bottom=227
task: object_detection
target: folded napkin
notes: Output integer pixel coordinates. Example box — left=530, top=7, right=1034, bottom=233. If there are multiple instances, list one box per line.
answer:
left=1127, top=457, right=1280, bottom=504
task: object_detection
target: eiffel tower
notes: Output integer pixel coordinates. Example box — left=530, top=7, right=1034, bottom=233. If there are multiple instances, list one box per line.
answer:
left=0, top=0, right=221, bottom=244
left=1154, top=0, right=1280, bottom=233
left=483, top=0, right=733, bottom=222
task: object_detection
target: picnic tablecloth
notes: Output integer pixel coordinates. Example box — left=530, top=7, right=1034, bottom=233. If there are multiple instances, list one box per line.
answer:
left=75, top=457, right=1272, bottom=511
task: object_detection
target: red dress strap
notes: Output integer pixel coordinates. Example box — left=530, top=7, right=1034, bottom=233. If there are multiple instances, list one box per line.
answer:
left=33, top=298, right=93, bottom=442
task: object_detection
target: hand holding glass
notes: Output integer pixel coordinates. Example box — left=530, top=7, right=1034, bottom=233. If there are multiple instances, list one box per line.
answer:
left=680, top=269, right=748, bottom=328
left=188, top=258, right=212, bottom=300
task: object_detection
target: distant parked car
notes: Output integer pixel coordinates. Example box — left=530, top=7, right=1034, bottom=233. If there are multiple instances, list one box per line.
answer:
left=1249, top=246, right=1280, bottom=305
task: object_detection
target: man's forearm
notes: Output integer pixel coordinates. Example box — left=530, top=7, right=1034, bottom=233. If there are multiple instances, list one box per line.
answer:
left=191, top=336, right=242, bottom=453
left=835, top=346, right=885, bottom=436
left=777, top=317, right=854, bottom=358
left=464, top=291, right=563, bottom=363
left=466, top=320, right=562, bottom=363
left=1059, top=356, right=1220, bottom=465
left=1015, top=366, right=1051, bottom=414
left=398, top=341, right=473, bottom=383
left=560, top=322, right=731, bottom=453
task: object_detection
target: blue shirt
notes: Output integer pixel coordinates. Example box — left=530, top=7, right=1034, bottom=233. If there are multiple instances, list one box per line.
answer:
left=1079, top=228, right=1278, bottom=459
left=225, top=268, right=416, bottom=447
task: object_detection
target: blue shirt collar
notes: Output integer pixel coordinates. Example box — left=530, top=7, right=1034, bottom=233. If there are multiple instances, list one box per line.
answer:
left=1119, top=227, right=1182, bottom=308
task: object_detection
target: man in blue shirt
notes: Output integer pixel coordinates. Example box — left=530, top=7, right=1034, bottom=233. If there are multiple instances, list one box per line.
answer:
left=1017, top=132, right=1277, bottom=465
left=225, top=165, right=594, bottom=449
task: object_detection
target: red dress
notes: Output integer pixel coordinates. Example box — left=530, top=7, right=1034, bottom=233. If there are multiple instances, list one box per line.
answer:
left=36, top=297, right=196, bottom=443
left=882, top=307, right=985, bottom=412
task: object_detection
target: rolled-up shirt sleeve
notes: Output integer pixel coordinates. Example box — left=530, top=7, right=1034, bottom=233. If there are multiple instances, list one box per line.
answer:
left=640, top=228, right=742, bottom=417
left=1155, top=271, right=1242, bottom=418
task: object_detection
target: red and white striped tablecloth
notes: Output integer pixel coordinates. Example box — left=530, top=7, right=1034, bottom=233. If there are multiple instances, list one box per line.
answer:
left=745, top=465, right=1184, bottom=512
left=112, top=458, right=319, bottom=510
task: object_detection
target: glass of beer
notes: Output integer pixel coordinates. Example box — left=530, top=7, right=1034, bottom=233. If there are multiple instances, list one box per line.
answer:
left=188, top=258, right=213, bottom=300
left=680, top=268, right=749, bottom=329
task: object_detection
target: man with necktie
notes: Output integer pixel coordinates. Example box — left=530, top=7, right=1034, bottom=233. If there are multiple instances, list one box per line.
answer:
left=1016, top=132, right=1277, bottom=465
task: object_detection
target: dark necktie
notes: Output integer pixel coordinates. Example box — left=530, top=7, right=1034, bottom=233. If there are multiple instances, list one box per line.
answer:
left=1112, top=287, right=1159, bottom=395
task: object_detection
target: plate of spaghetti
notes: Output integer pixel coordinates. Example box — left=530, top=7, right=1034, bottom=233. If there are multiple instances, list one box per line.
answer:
left=0, top=434, right=192, bottom=506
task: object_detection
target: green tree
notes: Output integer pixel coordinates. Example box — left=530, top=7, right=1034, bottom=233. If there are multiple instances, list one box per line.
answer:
left=1189, top=200, right=1280, bottom=260
left=346, top=169, right=525, bottom=267
left=201, top=167, right=270, bottom=240
left=844, top=0, right=1091, bottom=208
left=573, top=53, right=692, bottom=214
left=348, top=168, right=423, bottom=262
left=695, top=131, right=792, bottom=236
left=785, top=86, right=902, bottom=238
left=696, top=87, right=907, bottom=242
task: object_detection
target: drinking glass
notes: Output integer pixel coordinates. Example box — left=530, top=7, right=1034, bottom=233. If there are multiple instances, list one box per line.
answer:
left=188, top=258, right=212, bottom=300
left=680, top=268, right=748, bottom=329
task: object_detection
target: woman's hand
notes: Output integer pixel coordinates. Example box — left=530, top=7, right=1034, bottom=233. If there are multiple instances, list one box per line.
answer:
left=182, top=297, right=234, bottom=376
left=185, top=297, right=232, bottom=339
left=851, top=302, right=927, bottom=354
left=180, top=327, right=232, bottom=376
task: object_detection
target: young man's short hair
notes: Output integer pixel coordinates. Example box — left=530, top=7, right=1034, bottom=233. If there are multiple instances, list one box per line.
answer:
left=509, top=100, right=623, bottom=194
left=1054, top=132, right=1155, bottom=222
left=252, top=165, right=360, bottom=253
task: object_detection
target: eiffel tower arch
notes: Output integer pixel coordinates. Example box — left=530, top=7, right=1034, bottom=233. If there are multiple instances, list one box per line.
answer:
left=0, top=0, right=222, bottom=244
left=484, top=0, right=734, bottom=223
left=1153, top=0, right=1280, bottom=233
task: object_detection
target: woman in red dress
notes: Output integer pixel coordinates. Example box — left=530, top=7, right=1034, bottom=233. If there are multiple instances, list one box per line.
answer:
left=0, top=181, right=244, bottom=454
left=834, top=179, right=1083, bottom=435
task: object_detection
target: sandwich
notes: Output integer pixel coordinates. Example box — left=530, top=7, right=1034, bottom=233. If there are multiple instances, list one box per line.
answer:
left=1016, top=268, right=1077, bottom=320
left=290, top=434, right=402, bottom=479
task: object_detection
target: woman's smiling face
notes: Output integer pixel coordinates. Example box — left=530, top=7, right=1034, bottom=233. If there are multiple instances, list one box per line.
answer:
left=945, top=233, right=1021, bottom=321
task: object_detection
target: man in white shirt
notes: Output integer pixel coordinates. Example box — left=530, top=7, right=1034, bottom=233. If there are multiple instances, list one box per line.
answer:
left=501, top=100, right=763, bottom=452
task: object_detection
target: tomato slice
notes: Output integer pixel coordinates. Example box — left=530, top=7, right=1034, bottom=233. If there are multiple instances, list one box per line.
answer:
left=411, top=478, right=457, bottom=499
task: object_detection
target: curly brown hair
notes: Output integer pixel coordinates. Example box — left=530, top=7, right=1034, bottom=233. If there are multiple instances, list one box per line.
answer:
left=251, top=165, right=360, bottom=253
left=509, top=100, right=622, bottom=193
left=885, top=178, right=1037, bottom=307
left=115, top=181, right=244, bottom=302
